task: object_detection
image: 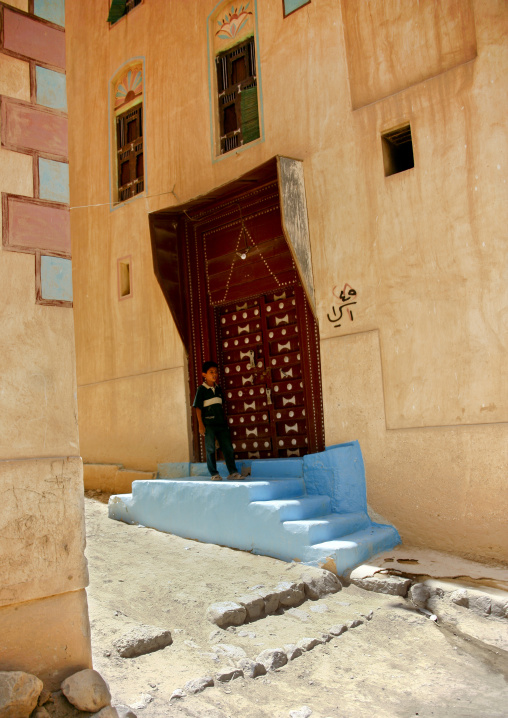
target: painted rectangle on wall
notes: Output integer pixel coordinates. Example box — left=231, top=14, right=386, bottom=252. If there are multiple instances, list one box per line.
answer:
left=40, top=255, right=72, bottom=301
left=39, top=158, right=69, bottom=203
left=2, top=99, right=68, bottom=158
left=34, top=0, right=65, bottom=27
left=36, top=66, right=67, bottom=111
left=5, top=196, right=70, bottom=254
left=3, top=8, right=66, bottom=69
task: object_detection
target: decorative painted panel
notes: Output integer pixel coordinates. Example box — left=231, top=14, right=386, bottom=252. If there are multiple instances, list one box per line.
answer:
left=114, top=65, right=142, bottom=111
left=36, top=66, right=67, bottom=110
left=38, top=158, right=69, bottom=203
left=40, top=256, right=72, bottom=301
left=4, top=195, right=70, bottom=254
left=3, top=8, right=66, bottom=69
left=34, top=0, right=65, bottom=27
left=212, top=2, right=255, bottom=54
left=2, top=99, right=68, bottom=158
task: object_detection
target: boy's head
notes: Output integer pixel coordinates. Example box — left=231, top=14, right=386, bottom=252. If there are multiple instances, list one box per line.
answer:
left=202, top=360, right=219, bottom=386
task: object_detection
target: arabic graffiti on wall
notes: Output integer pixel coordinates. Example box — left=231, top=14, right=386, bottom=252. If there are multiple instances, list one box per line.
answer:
left=327, top=284, right=357, bottom=328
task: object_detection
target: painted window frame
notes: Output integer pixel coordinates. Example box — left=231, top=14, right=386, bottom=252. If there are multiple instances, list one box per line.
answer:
left=109, top=58, right=146, bottom=209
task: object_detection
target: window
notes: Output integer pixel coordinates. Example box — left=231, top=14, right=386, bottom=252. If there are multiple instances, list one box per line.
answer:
left=116, top=104, right=144, bottom=201
left=382, top=124, right=414, bottom=177
left=216, top=37, right=260, bottom=154
left=108, top=0, right=142, bottom=24
left=118, top=256, right=132, bottom=299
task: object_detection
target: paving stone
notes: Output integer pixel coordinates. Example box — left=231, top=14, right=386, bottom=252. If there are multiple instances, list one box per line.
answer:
left=409, top=583, right=432, bottom=607
left=113, top=625, right=173, bottom=658
left=183, top=677, right=214, bottom=695
left=469, top=595, right=492, bottom=616
left=350, top=573, right=411, bottom=596
left=490, top=599, right=508, bottom=619
left=0, top=671, right=43, bottom=718
left=297, top=637, right=324, bottom=652
left=206, top=602, right=247, bottom=627
left=289, top=707, right=312, bottom=718
left=212, top=643, right=247, bottom=662
left=215, top=667, right=244, bottom=682
left=131, top=694, right=153, bottom=710
left=284, top=644, right=303, bottom=660
left=237, top=659, right=266, bottom=678
left=347, top=619, right=364, bottom=629
left=450, top=589, right=469, bottom=607
left=274, top=581, right=306, bottom=607
left=328, top=624, right=348, bottom=636
left=261, top=591, right=280, bottom=614
left=61, top=669, right=111, bottom=713
left=170, top=690, right=186, bottom=701
left=256, top=648, right=288, bottom=671
left=301, top=568, right=342, bottom=600
left=236, top=595, right=265, bottom=621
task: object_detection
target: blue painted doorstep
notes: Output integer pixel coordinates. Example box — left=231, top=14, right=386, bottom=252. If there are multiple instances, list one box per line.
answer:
left=108, top=441, right=401, bottom=576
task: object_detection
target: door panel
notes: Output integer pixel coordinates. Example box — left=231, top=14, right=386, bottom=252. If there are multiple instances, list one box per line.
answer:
left=217, top=287, right=312, bottom=459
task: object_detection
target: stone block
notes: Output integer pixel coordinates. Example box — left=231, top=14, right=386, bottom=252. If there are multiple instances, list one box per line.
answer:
left=183, top=677, right=213, bottom=695
left=274, top=581, right=306, bottom=607
left=350, top=571, right=411, bottom=597
left=297, top=637, right=324, bottom=652
left=301, top=568, right=342, bottom=600
left=236, top=595, right=265, bottom=621
left=215, top=667, right=243, bottom=682
left=255, top=649, right=288, bottom=671
left=0, top=671, right=43, bottom=718
left=206, top=602, right=247, bottom=627
left=61, top=669, right=111, bottom=713
left=113, top=626, right=173, bottom=658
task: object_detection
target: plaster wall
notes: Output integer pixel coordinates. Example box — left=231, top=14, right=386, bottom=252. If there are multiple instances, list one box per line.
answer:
left=0, top=0, right=91, bottom=678
left=67, top=0, right=507, bottom=561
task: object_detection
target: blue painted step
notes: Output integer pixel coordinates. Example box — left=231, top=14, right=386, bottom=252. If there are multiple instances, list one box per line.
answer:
left=109, top=442, right=401, bottom=575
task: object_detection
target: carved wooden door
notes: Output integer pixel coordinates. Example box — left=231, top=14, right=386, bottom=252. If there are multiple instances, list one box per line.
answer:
left=183, top=181, right=324, bottom=461
left=217, top=285, right=317, bottom=459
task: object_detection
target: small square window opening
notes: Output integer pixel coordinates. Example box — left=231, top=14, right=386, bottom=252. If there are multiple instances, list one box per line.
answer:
left=118, top=257, right=132, bottom=299
left=382, top=124, right=414, bottom=177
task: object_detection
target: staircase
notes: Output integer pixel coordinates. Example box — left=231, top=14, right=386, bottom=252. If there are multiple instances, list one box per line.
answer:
left=108, top=441, right=400, bottom=576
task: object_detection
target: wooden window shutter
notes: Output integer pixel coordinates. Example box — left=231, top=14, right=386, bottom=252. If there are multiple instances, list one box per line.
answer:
left=107, top=0, right=127, bottom=23
left=240, top=87, right=260, bottom=144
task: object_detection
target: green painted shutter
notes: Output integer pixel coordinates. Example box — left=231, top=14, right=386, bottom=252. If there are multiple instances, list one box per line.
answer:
left=107, top=0, right=127, bottom=23
left=241, top=87, right=260, bottom=144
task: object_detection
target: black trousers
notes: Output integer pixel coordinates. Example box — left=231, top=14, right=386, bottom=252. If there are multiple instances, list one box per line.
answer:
left=204, top=424, right=237, bottom=475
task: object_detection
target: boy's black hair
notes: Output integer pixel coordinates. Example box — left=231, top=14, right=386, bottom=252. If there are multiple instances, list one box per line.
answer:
left=202, top=360, right=218, bottom=373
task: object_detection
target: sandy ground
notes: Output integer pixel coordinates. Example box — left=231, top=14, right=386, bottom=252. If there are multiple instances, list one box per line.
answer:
left=84, top=494, right=508, bottom=718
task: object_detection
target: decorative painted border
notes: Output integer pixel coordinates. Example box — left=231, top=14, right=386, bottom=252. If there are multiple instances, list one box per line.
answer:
left=282, top=0, right=311, bottom=18
left=108, top=56, right=147, bottom=211
left=206, top=0, right=265, bottom=164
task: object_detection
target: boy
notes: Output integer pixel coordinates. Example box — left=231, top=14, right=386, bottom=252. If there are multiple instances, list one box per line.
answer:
left=193, top=360, right=242, bottom=481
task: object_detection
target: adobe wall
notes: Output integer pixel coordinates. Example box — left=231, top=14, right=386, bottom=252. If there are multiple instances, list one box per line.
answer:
left=0, top=0, right=91, bottom=687
left=66, top=0, right=507, bottom=562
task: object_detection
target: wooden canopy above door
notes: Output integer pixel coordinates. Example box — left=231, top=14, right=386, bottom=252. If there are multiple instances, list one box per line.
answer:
left=148, top=156, right=316, bottom=353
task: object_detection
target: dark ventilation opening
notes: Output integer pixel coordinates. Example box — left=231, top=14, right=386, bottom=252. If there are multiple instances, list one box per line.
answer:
left=382, top=124, right=414, bottom=177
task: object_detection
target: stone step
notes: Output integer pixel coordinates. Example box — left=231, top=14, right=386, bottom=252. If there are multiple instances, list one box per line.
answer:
left=250, top=458, right=304, bottom=479
left=282, top=512, right=371, bottom=545
left=249, top=494, right=331, bottom=521
left=305, top=525, right=401, bottom=573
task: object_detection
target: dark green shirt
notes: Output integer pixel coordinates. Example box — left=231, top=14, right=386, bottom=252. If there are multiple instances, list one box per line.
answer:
left=193, top=383, right=227, bottom=426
